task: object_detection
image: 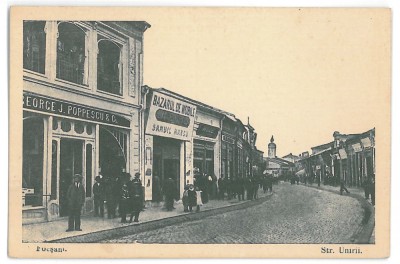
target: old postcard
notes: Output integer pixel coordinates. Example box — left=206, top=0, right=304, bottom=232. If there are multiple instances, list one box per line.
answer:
left=9, top=6, right=390, bottom=258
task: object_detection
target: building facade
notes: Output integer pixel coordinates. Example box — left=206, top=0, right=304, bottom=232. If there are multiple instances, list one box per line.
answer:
left=22, top=20, right=150, bottom=223
left=298, top=129, right=375, bottom=187
left=142, top=87, right=224, bottom=202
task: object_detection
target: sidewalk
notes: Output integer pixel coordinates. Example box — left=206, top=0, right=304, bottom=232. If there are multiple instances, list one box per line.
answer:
left=23, top=191, right=273, bottom=243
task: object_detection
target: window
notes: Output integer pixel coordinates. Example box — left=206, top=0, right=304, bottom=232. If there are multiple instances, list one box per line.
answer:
left=56, top=22, right=88, bottom=85
left=23, top=21, right=46, bottom=74
left=74, top=121, right=84, bottom=134
left=97, top=36, right=122, bottom=95
left=23, top=115, right=44, bottom=207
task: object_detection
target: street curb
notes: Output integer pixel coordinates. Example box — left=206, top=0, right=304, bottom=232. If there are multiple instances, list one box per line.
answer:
left=49, top=193, right=273, bottom=243
left=302, top=184, right=374, bottom=244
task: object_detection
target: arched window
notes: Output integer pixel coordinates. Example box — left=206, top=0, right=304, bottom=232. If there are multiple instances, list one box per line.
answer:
left=23, top=21, right=46, bottom=74
left=56, top=22, right=88, bottom=85
left=97, top=37, right=122, bottom=95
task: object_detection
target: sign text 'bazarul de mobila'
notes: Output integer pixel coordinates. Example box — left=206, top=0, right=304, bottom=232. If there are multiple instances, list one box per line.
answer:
left=146, top=91, right=196, bottom=141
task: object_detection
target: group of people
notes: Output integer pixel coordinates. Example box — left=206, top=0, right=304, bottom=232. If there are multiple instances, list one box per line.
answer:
left=193, top=170, right=218, bottom=204
left=95, top=172, right=144, bottom=223
left=66, top=171, right=144, bottom=232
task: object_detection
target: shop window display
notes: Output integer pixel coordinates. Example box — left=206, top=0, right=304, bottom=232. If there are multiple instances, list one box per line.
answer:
left=23, top=115, right=44, bottom=207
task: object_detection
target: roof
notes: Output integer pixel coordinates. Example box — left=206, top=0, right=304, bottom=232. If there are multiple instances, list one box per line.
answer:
left=264, top=157, right=294, bottom=166
left=310, top=147, right=332, bottom=157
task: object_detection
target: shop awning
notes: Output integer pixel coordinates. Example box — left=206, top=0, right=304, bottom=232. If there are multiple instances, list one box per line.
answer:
left=352, top=143, right=362, bottom=152
left=295, top=169, right=306, bottom=176
left=361, top=137, right=372, bottom=148
left=339, top=149, right=347, bottom=159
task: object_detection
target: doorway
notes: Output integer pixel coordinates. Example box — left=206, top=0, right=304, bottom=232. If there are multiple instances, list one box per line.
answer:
left=59, top=139, right=83, bottom=217
left=153, top=137, right=181, bottom=198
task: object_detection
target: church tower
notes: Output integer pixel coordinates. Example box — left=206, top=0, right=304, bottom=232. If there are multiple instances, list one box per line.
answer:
left=268, top=136, right=276, bottom=158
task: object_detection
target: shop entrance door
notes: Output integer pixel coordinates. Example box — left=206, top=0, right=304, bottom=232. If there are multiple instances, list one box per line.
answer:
left=153, top=137, right=181, bottom=199
left=59, top=139, right=83, bottom=217
left=164, top=159, right=180, bottom=197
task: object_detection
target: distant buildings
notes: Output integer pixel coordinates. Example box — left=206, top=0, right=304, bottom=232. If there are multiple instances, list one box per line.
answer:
left=296, top=129, right=375, bottom=187
left=264, top=136, right=294, bottom=179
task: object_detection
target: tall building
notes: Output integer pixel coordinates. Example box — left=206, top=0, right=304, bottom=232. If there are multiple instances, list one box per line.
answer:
left=264, top=136, right=294, bottom=179
left=268, top=136, right=276, bottom=158
left=22, top=20, right=150, bottom=223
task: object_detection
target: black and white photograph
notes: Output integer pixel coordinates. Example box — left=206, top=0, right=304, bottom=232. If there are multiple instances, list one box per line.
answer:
left=8, top=6, right=391, bottom=259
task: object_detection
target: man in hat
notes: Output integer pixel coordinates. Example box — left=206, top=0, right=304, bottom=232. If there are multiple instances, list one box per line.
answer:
left=129, top=173, right=144, bottom=222
left=66, top=174, right=85, bottom=232
left=93, top=175, right=105, bottom=217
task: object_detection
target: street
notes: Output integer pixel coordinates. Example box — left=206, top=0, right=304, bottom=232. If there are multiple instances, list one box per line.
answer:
left=104, top=183, right=365, bottom=244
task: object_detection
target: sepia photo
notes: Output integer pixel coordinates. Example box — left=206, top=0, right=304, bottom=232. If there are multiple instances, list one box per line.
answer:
left=9, top=6, right=391, bottom=258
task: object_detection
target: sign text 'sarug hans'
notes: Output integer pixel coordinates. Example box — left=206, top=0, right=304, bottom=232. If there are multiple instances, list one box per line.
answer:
left=146, top=91, right=196, bottom=141
left=23, top=93, right=131, bottom=128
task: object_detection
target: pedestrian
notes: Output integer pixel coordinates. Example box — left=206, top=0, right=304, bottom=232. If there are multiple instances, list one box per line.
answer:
left=226, top=178, right=233, bottom=200
left=339, top=180, right=350, bottom=195
left=195, top=186, right=202, bottom=212
left=182, top=184, right=189, bottom=212
left=93, top=175, right=105, bottom=217
left=218, top=177, right=225, bottom=200
left=188, top=184, right=197, bottom=212
left=266, top=173, right=273, bottom=193
left=211, top=174, right=218, bottom=199
left=104, top=176, right=117, bottom=218
left=370, top=175, right=375, bottom=206
left=152, top=175, right=162, bottom=203
left=129, top=173, right=143, bottom=222
left=202, top=173, right=210, bottom=203
left=66, top=174, right=85, bottom=232
left=119, top=176, right=131, bottom=223
left=363, top=178, right=370, bottom=200
left=164, top=177, right=176, bottom=211
left=252, top=177, right=259, bottom=200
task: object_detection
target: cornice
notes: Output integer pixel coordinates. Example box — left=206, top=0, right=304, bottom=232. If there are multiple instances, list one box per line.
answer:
left=23, top=75, right=141, bottom=110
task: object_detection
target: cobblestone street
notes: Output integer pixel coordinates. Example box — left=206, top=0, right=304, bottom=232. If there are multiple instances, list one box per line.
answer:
left=105, top=183, right=365, bottom=244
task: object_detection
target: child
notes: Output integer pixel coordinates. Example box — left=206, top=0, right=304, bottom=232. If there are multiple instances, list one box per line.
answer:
left=195, top=186, right=202, bottom=212
left=182, top=185, right=189, bottom=212
left=187, top=185, right=197, bottom=212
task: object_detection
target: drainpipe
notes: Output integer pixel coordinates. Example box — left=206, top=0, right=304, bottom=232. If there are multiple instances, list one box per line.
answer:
left=139, top=85, right=150, bottom=182
left=220, top=115, right=225, bottom=180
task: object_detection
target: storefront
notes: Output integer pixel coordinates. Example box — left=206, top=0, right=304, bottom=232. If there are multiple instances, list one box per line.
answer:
left=22, top=93, right=132, bottom=223
left=144, top=90, right=196, bottom=202
left=193, top=111, right=221, bottom=178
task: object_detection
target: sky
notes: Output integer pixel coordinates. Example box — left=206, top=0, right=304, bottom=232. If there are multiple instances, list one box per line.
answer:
left=142, top=8, right=390, bottom=157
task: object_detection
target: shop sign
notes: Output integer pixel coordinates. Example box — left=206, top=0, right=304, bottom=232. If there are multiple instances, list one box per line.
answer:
left=338, top=149, right=347, bottom=159
left=23, top=93, right=131, bottom=128
left=222, top=134, right=235, bottom=144
left=146, top=91, right=196, bottom=141
left=361, top=137, right=372, bottom=148
left=352, top=143, right=362, bottom=152
left=196, top=123, right=219, bottom=138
